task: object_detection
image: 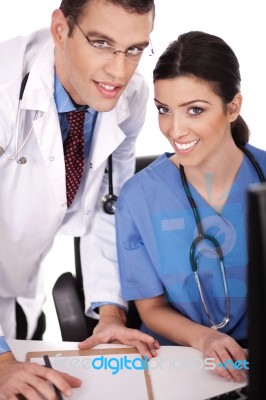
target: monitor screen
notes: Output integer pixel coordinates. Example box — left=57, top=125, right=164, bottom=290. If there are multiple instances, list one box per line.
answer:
left=247, top=182, right=266, bottom=397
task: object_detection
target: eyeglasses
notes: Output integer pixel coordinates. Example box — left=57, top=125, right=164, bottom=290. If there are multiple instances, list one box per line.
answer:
left=69, top=15, right=153, bottom=64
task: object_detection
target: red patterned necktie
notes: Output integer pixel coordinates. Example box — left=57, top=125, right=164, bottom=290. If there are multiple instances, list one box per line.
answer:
left=64, top=110, right=86, bottom=207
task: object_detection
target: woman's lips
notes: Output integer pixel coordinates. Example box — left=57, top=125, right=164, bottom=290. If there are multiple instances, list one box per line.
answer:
left=174, top=139, right=199, bottom=153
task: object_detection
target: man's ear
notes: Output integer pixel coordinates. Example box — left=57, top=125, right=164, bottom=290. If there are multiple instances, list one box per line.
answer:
left=50, top=9, right=69, bottom=45
left=227, top=93, right=243, bottom=123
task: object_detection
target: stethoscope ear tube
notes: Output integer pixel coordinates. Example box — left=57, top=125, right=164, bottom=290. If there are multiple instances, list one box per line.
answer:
left=194, top=264, right=230, bottom=330
left=190, top=233, right=230, bottom=329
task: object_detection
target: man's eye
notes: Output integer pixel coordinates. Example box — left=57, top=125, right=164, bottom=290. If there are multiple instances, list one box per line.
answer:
left=91, top=40, right=110, bottom=48
left=127, top=46, right=143, bottom=56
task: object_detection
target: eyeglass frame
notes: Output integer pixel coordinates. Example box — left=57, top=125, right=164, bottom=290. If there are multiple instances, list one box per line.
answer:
left=68, top=15, right=154, bottom=64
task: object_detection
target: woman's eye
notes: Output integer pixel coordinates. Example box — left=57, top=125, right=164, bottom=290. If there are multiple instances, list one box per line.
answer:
left=157, top=106, right=170, bottom=115
left=188, top=107, right=203, bottom=115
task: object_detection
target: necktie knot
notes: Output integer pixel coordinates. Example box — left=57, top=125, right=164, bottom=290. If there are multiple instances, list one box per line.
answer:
left=64, top=110, right=86, bottom=207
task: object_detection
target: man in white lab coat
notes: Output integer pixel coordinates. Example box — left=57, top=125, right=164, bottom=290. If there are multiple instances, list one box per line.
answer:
left=0, top=0, right=158, bottom=397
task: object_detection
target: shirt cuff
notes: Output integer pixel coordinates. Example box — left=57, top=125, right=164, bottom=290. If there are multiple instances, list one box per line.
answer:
left=0, top=336, right=11, bottom=355
left=91, top=302, right=128, bottom=313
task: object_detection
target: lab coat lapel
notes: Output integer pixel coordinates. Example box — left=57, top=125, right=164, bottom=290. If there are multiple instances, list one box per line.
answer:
left=20, top=38, right=55, bottom=112
left=89, top=95, right=128, bottom=170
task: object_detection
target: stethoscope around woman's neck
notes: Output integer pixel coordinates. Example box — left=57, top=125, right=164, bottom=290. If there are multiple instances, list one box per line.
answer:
left=180, top=145, right=265, bottom=330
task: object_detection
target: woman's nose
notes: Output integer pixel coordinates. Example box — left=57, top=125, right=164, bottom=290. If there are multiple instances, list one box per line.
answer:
left=170, top=116, right=190, bottom=138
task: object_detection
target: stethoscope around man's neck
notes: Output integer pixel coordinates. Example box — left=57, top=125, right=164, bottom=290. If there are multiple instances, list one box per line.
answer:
left=0, top=73, right=118, bottom=214
left=0, top=73, right=36, bottom=164
left=180, top=145, right=265, bottom=330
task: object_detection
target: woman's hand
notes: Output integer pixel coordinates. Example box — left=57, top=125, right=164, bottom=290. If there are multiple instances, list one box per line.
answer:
left=136, top=296, right=248, bottom=383
left=200, top=329, right=248, bottom=382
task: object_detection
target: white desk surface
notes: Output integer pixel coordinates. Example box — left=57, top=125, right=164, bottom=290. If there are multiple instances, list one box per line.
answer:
left=7, top=339, right=247, bottom=400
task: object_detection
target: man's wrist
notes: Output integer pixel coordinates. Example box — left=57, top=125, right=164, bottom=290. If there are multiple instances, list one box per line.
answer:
left=0, top=336, right=11, bottom=355
left=99, top=304, right=126, bottom=325
left=91, top=301, right=128, bottom=313
left=0, top=351, right=16, bottom=371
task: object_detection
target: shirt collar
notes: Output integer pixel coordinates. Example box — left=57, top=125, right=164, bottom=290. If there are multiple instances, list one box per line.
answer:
left=54, top=72, right=97, bottom=116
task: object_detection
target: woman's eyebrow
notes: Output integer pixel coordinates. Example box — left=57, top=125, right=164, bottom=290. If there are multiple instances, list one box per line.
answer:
left=179, top=99, right=211, bottom=107
left=155, top=98, right=211, bottom=107
left=154, top=98, right=168, bottom=106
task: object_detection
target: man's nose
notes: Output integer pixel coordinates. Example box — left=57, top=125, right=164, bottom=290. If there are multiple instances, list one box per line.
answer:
left=104, top=53, right=135, bottom=82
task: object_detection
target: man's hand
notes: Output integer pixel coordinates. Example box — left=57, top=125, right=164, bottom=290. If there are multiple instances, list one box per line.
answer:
left=78, top=305, right=160, bottom=359
left=0, top=351, right=81, bottom=399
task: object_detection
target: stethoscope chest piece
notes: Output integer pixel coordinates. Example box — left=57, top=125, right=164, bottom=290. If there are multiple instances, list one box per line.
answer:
left=17, top=157, right=27, bottom=165
left=102, top=193, right=118, bottom=215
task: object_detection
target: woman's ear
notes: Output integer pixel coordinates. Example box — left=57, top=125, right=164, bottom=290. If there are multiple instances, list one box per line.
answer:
left=227, top=93, right=243, bottom=123
left=50, top=9, right=69, bottom=45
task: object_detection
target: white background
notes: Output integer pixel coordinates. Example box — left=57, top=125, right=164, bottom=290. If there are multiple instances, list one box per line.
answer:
left=1, top=0, right=265, bottom=341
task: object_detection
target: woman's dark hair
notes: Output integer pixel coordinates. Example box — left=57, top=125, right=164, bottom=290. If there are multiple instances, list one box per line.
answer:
left=153, top=31, right=249, bottom=145
left=60, top=0, right=155, bottom=35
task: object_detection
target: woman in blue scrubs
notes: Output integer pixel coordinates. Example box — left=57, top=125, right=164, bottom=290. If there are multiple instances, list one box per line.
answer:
left=115, top=31, right=266, bottom=382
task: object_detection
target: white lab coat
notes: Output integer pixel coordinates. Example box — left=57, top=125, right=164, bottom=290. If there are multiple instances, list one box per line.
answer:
left=0, top=29, right=149, bottom=338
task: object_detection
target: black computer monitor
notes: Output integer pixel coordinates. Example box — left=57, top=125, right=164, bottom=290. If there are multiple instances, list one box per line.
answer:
left=247, top=182, right=266, bottom=398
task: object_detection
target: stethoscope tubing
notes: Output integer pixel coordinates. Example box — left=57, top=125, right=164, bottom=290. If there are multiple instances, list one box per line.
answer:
left=180, top=146, right=265, bottom=329
left=0, top=73, right=36, bottom=164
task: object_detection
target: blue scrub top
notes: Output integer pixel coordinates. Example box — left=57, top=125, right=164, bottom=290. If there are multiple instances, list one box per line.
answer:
left=115, top=144, right=266, bottom=342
